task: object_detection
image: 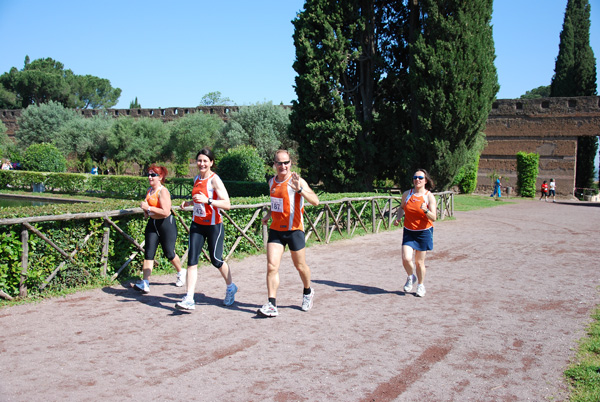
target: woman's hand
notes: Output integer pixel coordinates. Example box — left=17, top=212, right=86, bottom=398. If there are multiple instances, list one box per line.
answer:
left=140, top=200, right=149, bottom=210
left=193, top=193, right=209, bottom=204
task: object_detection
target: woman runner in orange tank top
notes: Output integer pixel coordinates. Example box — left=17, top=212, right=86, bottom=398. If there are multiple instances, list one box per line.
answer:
left=394, top=169, right=437, bottom=298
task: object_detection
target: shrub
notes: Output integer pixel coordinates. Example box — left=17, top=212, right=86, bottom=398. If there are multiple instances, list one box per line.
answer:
left=217, top=145, right=266, bottom=182
left=455, top=154, right=479, bottom=194
left=22, top=143, right=67, bottom=173
left=516, top=151, right=539, bottom=197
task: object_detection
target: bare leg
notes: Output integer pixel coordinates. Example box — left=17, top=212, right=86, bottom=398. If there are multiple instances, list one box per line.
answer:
left=266, top=243, right=284, bottom=298
left=415, top=250, right=427, bottom=284
left=169, top=255, right=183, bottom=273
left=218, top=261, right=232, bottom=285
left=290, top=248, right=311, bottom=289
left=186, top=265, right=198, bottom=296
left=142, top=259, right=154, bottom=281
left=402, top=245, right=415, bottom=276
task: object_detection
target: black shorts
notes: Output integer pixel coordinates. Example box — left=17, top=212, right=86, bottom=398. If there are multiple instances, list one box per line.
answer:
left=188, top=222, right=225, bottom=268
left=268, top=229, right=305, bottom=251
left=549, top=189, right=556, bottom=196
left=145, top=215, right=178, bottom=261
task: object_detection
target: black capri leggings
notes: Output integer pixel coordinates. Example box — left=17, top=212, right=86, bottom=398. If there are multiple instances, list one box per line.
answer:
left=144, top=215, right=178, bottom=261
left=188, top=222, right=225, bottom=268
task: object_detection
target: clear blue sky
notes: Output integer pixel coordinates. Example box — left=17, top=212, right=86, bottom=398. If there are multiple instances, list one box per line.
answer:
left=0, top=0, right=598, bottom=109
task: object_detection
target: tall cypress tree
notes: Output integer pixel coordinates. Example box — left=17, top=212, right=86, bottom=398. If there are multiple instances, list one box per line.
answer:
left=550, top=0, right=598, bottom=189
left=407, top=0, right=498, bottom=190
left=291, top=0, right=379, bottom=191
left=291, top=0, right=498, bottom=191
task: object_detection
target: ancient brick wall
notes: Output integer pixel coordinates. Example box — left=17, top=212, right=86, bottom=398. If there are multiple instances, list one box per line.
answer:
left=480, top=96, right=600, bottom=196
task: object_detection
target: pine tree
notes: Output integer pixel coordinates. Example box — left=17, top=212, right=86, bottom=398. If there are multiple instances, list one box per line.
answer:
left=550, top=0, right=598, bottom=189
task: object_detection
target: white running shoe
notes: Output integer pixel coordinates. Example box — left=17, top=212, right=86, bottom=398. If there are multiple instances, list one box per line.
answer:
left=175, top=270, right=186, bottom=287
left=223, top=283, right=238, bottom=306
left=133, top=279, right=149, bottom=294
left=403, top=274, right=417, bottom=292
left=416, top=284, right=426, bottom=297
left=175, top=296, right=195, bottom=310
left=301, top=289, right=315, bottom=311
left=257, top=302, right=278, bottom=317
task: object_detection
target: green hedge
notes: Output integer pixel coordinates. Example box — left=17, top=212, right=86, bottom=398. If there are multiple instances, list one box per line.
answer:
left=0, top=170, right=268, bottom=199
left=516, top=151, right=539, bottom=198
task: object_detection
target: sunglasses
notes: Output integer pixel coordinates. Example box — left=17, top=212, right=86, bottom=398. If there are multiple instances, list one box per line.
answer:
left=274, top=160, right=291, bottom=166
left=148, top=173, right=159, bottom=177
left=413, top=175, right=425, bottom=180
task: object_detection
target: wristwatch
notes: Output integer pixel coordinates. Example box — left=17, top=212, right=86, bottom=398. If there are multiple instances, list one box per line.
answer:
left=296, top=187, right=303, bottom=194
left=207, top=198, right=212, bottom=206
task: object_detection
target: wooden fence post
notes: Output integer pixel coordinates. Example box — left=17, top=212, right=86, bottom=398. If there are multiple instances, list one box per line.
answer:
left=20, top=225, right=28, bottom=298
left=101, top=225, right=110, bottom=276
left=347, top=201, right=351, bottom=235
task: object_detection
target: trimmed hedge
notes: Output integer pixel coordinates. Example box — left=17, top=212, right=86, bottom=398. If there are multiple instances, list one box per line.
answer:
left=0, top=170, right=269, bottom=199
left=516, top=151, right=539, bottom=198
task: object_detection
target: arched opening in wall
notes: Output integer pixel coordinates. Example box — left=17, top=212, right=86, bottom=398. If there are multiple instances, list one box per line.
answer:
left=568, top=99, right=577, bottom=108
left=225, top=108, right=230, bottom=114
left=516, top=102, right=523, bottom=110
left=150, top=110, right=154, bottom=115
left=174, top=108, right=178, bottom=115
left=161, top=109, right=165, bottom=116
left=541, top=101, right=550, bottom=109
left=137, top=109, right=141, bottom=115
left=210, top=108, right=214, bottom=114
left=574, top=135, right=599, bottom=198
left=92, top=111, right=97, bottom=115
left=81, top=111, right=85, bottom=115
left=126, top=110, right=130, bottom=116
left=115, top=110, right=119, bottom=116
left=185, top=109, right=189, bottom=114
left=492, top=102, right=499, bottom=109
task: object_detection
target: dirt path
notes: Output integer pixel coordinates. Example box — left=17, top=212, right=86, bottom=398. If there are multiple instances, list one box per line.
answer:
left=1, top=198, right=599, bottom=402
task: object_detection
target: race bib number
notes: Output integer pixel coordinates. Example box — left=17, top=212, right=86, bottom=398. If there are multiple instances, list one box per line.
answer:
left=193, top=202, right=206, bottom=218
left=271, top=197, right=284, bottom=213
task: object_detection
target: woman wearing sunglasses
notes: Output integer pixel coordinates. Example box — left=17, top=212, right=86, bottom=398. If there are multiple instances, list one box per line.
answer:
left=175, top=148, right=237, bottom=311
left=394, top=169, right=437, bottom=297
left=134, top=164, right=185, bottom=294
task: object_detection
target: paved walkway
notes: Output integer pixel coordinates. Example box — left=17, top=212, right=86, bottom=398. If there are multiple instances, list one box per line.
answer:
left=1, top=198, right=599, bottom=401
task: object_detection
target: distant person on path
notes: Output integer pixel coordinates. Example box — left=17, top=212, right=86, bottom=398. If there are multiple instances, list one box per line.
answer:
left=394, top=169, right=437, bottom=297
left=490, top=176, right=501, bottom=198
left=1, top=159, right=12, bottom=170
left=257, top=149, right=320, bottom=317
left=549, top=178, right=556, bottom=202
left=175, top=148, right=237, bottom=311
left=134, top=164, right=185, bottom=294
left=91, top=166, right=98, bottom=175
left=540, top=180, right=549, bottom=202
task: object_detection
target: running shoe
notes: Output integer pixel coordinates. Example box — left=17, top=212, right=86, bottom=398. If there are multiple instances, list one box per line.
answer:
left=223, top=283, right=238, bottom=306
left=175, top=270, right=186, bottom=287
left=133, top=279, right=149, bottom=294
left=416, top=284, right=426, bottom=297
left=175, top=296, right=195, bottom=310
left=301, top=288, right=315, bottom=311
left=403, top=274, right=417, bottom=292
left=257, top=302, right=278, bottom=317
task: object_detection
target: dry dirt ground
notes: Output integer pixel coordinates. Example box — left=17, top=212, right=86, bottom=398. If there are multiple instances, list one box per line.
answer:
left=1, top=198, right=599, bottom=402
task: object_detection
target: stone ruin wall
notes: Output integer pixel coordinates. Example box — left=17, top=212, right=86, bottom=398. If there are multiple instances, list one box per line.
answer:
left=2, top=98, right=599, bottom=197
left=481, top=96, right=600, bottom=196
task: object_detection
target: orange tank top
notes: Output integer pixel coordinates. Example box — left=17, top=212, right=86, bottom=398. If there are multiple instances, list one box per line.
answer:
left=269, top=175, right=304, bottom=231
left=403, top=189, right=433, bottom=231
left=191, top=173, right=222, bottom=225
left=145, top=186, right=167, bottom=218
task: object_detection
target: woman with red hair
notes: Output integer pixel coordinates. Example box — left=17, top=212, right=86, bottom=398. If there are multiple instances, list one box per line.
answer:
left=134, top=164, right=185, bottom=294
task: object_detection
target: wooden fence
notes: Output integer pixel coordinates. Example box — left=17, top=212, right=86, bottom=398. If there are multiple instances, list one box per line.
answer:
left=0, top=192, right=454, bottom=300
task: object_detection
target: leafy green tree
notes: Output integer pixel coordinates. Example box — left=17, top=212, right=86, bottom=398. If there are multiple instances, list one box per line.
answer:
left=550, top=0, right=598, bottom=189
left=0, top=56, right=121, bottom=109
left=217, top=145, right=266, bottom=182
left=106, top=117, right=169, bottom=174
left=15, top=101, right=78, bottom=147
left=54, top=115, right=113, bottom=164
left=129, top=97, right=141, bottom=109
left=220, top=102, right=293, bottom=164
left=70, top=75, right=121, bottom=109
left=0, top=83, right=18, bottom=109
left=520, top=85, right=551, bottom=99
left=199, top=91, right=234, bottom=106
left=22, top=143, right=67, bottom=172
left=0, top=121, right=10, bottom=158
left=168, top=112, right=223, bottom=166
